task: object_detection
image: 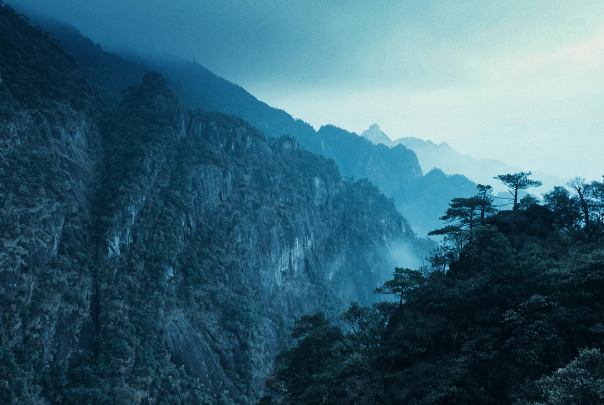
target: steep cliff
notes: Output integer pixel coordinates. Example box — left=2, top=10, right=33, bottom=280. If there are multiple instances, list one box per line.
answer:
left=0, top=4, right=104, bottom=404
left=92, top=73, right=420, bottom=403
left=0, top=6, right=429, bottom=404
left=149, top=59, right=478, bottom=235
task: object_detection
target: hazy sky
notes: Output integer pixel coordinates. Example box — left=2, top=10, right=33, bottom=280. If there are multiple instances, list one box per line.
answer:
left=9, top=0, right=604, bottom=181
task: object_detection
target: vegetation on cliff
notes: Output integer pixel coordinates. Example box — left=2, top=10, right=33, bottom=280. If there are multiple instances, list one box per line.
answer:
left=0, top=5, right=431, bottom=403
left=31, top=15, right=479, bottom=236
left=262, top=182, right=604, bottom=404
left=0, top=2, right=99, bottom=116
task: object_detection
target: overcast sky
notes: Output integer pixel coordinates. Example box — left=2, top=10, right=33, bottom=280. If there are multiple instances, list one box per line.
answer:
left=9, top=0, right=604, bottom=181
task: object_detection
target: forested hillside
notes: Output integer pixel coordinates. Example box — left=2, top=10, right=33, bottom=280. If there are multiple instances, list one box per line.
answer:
left=0, top=5, right=431, bottom=404
left=262, top=185, right=604, bottom=405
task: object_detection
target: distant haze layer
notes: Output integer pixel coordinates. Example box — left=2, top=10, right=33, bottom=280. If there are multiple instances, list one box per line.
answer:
left=10, top=0, right=604, bottom=181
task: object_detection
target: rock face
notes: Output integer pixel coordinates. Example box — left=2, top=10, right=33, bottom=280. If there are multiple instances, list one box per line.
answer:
left=0, top=7, right=429, bottom=404
left=92, top=77, right=418, bottom=402
left=166, top=319, right=240, bottom=397
left=360, top=124, right=393, bottom=147
left=0, top=105, right=100, bottom=363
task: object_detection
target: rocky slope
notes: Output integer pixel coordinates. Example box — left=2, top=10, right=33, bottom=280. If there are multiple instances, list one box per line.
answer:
left=0, top=6, right=429, bottom=404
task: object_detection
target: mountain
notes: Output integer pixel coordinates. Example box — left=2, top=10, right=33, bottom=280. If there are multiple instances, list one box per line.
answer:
left=140, top=59, right=479, bottom=236
left=361, top=124, right=568, bottom=196
left=19, top=16, right=477, bottom=236
left=0, top=5, right=431, bottom=404
left=314, top=125, right=477, bottom=236
left=357, top=123, right=394, bottom=146
left=147, top=58, right=479, bottom=235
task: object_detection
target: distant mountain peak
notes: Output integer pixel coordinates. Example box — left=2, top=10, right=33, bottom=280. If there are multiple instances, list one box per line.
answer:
left=361, top=124, right=392, bottom=146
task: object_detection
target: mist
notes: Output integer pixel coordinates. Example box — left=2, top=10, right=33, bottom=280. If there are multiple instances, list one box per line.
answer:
left=389, top=242, right=424, bottom=273
left=9, top=0, right=604, bottom=181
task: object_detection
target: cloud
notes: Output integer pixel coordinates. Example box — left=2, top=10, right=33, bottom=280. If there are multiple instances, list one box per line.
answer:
left=511, top=29, right=604, bottom=73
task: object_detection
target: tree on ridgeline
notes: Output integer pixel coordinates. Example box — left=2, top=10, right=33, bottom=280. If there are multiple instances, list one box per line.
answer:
left=430, top=184, right=496, bottom=236
left=476, top=184, right=496, bottom=221
left=428, top=184, right=497, bottom=269
left=568, top=177, right=592, bottom=233
left=374, top=267, right=425, bottom=308
left=563, top=177, right=604, bottom=237
left=518, top=194, right=540, bottom=210
left=543, top=186, right=582, bottom=232
left=588, top=178, right=604, bottom=236
left=432, top=197, right=482, bottom=233
left=495, top=172, right=542, bottom=210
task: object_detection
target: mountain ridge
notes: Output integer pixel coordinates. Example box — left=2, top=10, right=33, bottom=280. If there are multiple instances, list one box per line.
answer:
left=22, top=14, right=480, bottom=235
left=0, top=5, right=432, bottom=403
left=361, top=123, right=567, bottom=196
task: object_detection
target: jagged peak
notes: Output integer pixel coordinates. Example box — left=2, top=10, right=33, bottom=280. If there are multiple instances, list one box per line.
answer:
left=360, top=123, right=392, bottom=146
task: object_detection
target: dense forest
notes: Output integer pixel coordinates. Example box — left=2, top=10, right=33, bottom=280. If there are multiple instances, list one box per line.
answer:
left=261, top=176, right=604, bottom=404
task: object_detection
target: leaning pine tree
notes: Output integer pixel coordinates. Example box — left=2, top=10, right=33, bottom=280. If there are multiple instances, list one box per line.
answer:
left=495, top=172, right=542, bottom=210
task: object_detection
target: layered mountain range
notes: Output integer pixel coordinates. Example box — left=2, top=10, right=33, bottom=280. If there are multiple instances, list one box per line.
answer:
left=31, top=16, right=479, bottom=236
left=361, top=123, right=566, bottom=197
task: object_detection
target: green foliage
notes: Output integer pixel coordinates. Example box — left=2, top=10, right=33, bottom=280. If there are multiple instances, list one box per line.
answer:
left=516, top=348, right=604, bottom=405
left=272, top=312, right=349, bottom=405
left=565, top=177, right=604, bottom=237
left=543, top=186, right=582, bottom=232
left=374, top=268, right=425, bottom=307
left=428, top=184, right=497, bottom=270
left=518, top=194, right=540, bottom=210
left=0, top=336, right=35, bottom=405
left=267, top=204, right=604, bottom=405
left=495, top=172, right=542, bottom=210
left=0, top=4, right=98, bottom=112
left=340, top=301, right=395, bottom=349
